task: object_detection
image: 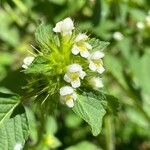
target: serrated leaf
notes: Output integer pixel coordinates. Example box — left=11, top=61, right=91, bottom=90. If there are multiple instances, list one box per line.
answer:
left=83, top=89, right=119, bottom=115
left=35, top=23, right=57, bottom=54
left=0, top=92, right=20, bottom=126
left=89, top=38, right=109, bottom=51
left=0, top=106, right=29, bottom=150
left=73, top=94, right=106, bottom=136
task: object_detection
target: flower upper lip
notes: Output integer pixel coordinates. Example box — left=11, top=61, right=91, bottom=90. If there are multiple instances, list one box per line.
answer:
left=53, top=17, right=74, bottom=36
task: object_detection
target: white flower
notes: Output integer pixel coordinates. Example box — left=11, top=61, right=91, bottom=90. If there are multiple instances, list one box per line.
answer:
left=136, top=21, right=145, bottom=29
left=53, top=17, right=74, bottom=36
left=89, top=51, right=105, bottom=74
left=59, top=86, right=77, bottom=108
left=71, top=33, right=92, bottom=58
left=64, top=64, right=86, bottom=88
left=22, top=56, right=35, bottom=69
left=113, top=32, right=123, bottom=41
left=14, top=143, right=22, bottom=150
left=89, top=77, right=103, bottom=89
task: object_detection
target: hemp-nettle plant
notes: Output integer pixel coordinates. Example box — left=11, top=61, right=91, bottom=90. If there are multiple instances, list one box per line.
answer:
left=21, top=17, right=118, bottom=135
left=23, top=17, right=106, bottom=108
left=0, top=17, right=118, bottom=149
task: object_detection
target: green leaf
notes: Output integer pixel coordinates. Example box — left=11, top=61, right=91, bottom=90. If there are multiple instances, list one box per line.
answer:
left=0, top=10, right=20, bottom=46
left=89, top=38, right=109, bottom=52
left=66, top=141, right=101, bottom=150
left=48, top=0, right=66, bottom=5
left=105, top=54, right=128, bottom=90
left=130, top=52, right=150, bottom=96
left=78, top=88, right=119, bottom=115
left=45, top=116, right=58, bottom=135
left=24, top=107, right=38, bottom=143
left=0, top=107, right=29, bottom=150
left=0, top=92, right=20, bottom=126
left=0, top=66, right=7, bottom=81
left=105, top=94, right=120, bottom=115
left=129, top=8, right=146, bottom=21
left=35, top=23, right=55, bottom=54
left=0, top=52, right=13, bottom=65
left=73, top=94, right=106, bottom=136
left=126, top=107, right=149, bottom=128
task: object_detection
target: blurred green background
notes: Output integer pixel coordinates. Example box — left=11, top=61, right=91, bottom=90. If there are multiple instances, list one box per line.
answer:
left=0, top=0, right=150, bottom=150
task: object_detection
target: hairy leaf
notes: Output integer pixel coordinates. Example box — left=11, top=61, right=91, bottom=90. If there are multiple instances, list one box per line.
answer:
left=73, top=94, right=106, bottom=136
left=89, top=38, right=109, bottom=51
left=0, top=92, right=20, bottom=126
left=35, top=23, right=52, bottom=53
left=35, top=23, right=58, bottom=54
left=0, top=106, right=29, bottom=150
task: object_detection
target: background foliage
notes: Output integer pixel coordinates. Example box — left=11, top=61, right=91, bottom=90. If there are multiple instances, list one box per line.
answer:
left=0, top=0, right=150, bottom=150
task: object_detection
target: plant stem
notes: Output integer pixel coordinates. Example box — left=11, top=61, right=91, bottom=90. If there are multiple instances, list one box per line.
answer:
left=105, top=115, right=115, bottom=150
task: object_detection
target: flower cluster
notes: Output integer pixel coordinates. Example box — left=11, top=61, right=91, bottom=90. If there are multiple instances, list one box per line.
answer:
left=22, top=17, right=105, bottom=108
left=52, top=17, right=105, bottom=108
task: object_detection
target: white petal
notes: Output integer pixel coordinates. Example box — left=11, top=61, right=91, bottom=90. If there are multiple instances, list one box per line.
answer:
left=22, top=64, right=28, bottom=69
left=60, top=86, right=73, bottom=96
left=79, top=70, right=86, bottom=79
left=22, top=56, right=34, bottom=69
left=71, top=45, right=80, bottom=55
left=80, top=50, right=90, bottom=58
left=89, top=61, right=96, bottom=71
left=61, top=17, right=74, bottom=31
left=61, top=18, right=74, bottom=36
left=64, top=74, right=71, bottom=83
left=97, top=66, right=105, bottom=74
left=68, top=64, right=82, bottom=73
left=23, top=56, right=35, bottom=65
left=113, top=32, right=123, bottom=41
left=66, top=99, right=74, bottom=108
left=73, top=93, right=77, bottom=101
left=71, top=80, right=81, bottom=88
left=136, top=22, right=145, bottom=29
left=97, top=80, right=103, bottom=88
left=91, top=51, right=105, bottom=60
left=53, top=17, right=74, bottom=35
left=89, top=77, right=103, bottom=88
left=14, top=143, right=22, bottom=150
left=75, top=33, right=88, bottom=42
left=53, top=21, right=63, bottom=33
left=146, top=16, right=150, bottom=23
